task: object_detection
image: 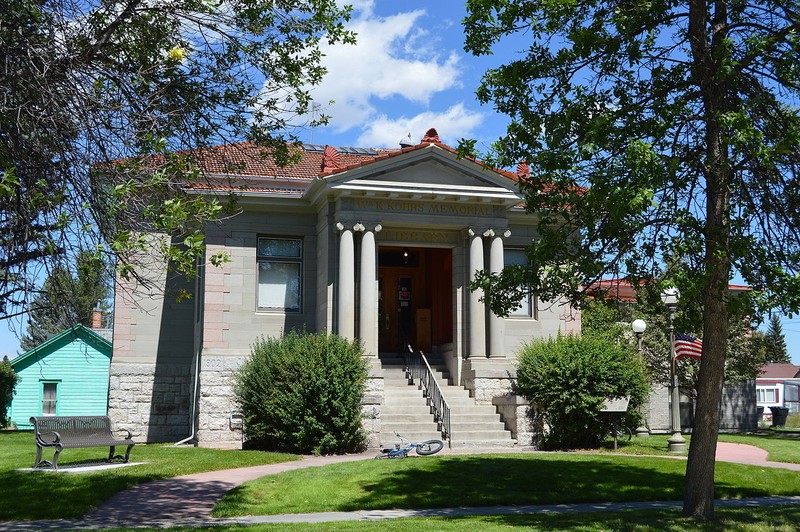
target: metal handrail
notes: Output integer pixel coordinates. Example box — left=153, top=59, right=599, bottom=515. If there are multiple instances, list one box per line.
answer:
left=406, top=345, right=451, bottom=441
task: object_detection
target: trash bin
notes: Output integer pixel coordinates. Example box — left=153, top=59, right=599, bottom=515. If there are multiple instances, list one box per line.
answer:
left=769, top=406, right=789, bottom=428
left=680, top=401, right=694, bottom=430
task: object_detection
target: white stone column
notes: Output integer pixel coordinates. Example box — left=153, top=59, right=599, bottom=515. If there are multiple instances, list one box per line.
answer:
left=488, top=230, right=510, bottom=358
left=358, top=224, right=380, bottom=357
left=337, top=223, right=355, bottom=339
left=468, top=229, right=486, bottom=358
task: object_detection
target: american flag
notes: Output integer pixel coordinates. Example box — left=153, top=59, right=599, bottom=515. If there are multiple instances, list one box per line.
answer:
left=675, top=332, right=703, bottom=359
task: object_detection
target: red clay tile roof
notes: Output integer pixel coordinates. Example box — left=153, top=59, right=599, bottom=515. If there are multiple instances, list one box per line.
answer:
left=588, top=278, right=752, bottom=303
left=187, top=142, right=390, bottom=180
left=120, top=134, right=526, bottom=194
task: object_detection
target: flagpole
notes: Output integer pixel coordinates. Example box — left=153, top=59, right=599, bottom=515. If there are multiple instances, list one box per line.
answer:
left=662, top=287, right=687, bottom=453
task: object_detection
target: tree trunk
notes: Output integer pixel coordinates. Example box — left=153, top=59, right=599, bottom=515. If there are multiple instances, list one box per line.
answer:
left=682, top=0, right=732, bottom=520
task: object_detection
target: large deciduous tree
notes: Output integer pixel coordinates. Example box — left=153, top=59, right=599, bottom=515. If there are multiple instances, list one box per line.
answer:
left=0, top=0, right=353, bottom=317
left=463, top=0, right=800, bottom=519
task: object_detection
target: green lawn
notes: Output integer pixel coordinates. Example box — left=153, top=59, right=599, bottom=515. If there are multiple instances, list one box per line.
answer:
left=718, top=433, right=800, bottom=464
left=103, top=506, right=800, bottom=531
left=0, top=430, right=299, bottom=520
left=2, top=429, right=799, bottom=526
left=212, top=452, right=800, bottom=518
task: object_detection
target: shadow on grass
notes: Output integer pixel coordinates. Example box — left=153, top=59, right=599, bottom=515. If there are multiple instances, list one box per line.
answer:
left=350, top=456, right=661, bottom=510
left=352, top=455, right=782, bottom=510
left=0, top=468, right=166, bottom=520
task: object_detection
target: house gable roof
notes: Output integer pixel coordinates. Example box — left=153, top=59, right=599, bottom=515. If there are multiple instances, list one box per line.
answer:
left=758, top=363, right=800, bottom=379
left=306, top=141, right=523, bottom=206
left=10, top=325, right=112, bottom=370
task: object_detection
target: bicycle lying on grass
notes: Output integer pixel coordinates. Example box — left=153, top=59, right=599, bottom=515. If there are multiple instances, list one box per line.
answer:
left=375, top=432, right=444, bottom=459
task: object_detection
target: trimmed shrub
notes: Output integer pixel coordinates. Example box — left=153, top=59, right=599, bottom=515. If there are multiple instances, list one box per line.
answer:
left=517, top=334, right=649, bottom=449
left=234, top=331, right=368, bottom=455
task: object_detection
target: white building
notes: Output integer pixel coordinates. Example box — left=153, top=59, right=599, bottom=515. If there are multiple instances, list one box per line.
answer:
left=108, top=129, right=577, bottom=448
left=757, top=363, right=800, bottom=421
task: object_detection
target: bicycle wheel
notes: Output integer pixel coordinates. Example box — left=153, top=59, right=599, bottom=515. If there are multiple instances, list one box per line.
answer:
left=375, top=452, right=390, bottom=459
left=415, top=440, right=444, bottom=455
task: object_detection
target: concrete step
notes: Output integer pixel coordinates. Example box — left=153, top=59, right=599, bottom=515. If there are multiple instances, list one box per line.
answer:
left=381, top=413, right=439, bottom=424
left=449, top=421, right=509, bottom=432
left=381, top=422, right=440, bottom=433
left=379, top=432, right=445, bottom=445
left=383, top=405, right=432, bottom=415
left=449, top=429, right=514, bottom=441
left=378, top=357, right=516, bottom=450
left=449, top=438, right=518, bottom=449
left=447, top=413, right=505, bottom=423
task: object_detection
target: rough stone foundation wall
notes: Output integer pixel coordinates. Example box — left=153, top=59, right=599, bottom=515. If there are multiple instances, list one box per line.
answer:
left=493, top=395, right=540, bottom=448
left=467, top=376, right=516, bottom=404
left=197, top=355, right=247, bottom=448
left=108, top=362, right=191, bottom=442
left=362, top=372, right=384, bottom=449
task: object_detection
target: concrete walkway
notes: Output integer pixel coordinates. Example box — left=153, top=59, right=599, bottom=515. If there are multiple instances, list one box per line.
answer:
left=2, top=442, right=799, bottom=531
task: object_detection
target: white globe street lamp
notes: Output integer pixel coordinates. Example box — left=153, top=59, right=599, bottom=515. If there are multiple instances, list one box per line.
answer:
left=631, top=319, right=649, bottom=437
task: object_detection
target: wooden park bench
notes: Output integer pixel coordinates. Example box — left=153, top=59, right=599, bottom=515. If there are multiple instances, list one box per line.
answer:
left=30, top=415, right=135, bottom=470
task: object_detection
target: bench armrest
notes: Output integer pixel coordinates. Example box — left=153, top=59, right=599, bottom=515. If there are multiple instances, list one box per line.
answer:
left=35, top=430, right=61, bottom=447
left=117, top=429, right=133, bottom=440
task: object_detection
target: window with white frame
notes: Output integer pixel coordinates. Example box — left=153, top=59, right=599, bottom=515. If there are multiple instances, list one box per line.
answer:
left=505, top=248, right=536, bottom=318
left=257, top=237, right=302, bottom=312
left=756, top=387, right=778, bottom=403
left=42, top=382, right=58, bottom=415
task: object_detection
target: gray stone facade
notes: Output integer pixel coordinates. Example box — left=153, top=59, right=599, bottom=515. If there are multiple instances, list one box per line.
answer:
left=108, top=362, right=192, bottom=442
left=109, top=140, right=575, bottom=449
left=196, top=354, right=247, bottom=448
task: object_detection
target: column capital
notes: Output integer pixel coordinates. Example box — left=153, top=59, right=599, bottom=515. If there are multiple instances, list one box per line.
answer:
left=487, top=228, right=512, bottom=239
left=337, top=221, right=382, bottom=233
left=467, top=227, right=510, bottom=239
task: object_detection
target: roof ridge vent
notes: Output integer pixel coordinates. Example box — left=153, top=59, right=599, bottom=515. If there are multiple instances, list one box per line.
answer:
left=399, top=133, right=415, bottom=148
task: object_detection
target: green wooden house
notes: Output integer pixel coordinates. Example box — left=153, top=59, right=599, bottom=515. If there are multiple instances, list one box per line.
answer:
left=8, top=325, right=112, bottom=429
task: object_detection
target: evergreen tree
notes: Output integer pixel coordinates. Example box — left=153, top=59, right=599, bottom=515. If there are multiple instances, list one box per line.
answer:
left=0, top=356, right=18, bottom=428
left=20, top=251, right=111, bottom=351
left=764, top=315, right=790, bottom=364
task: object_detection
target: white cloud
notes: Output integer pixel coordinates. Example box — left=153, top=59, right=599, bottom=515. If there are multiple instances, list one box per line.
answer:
left=356, top=103, right=484, bottom=147
left=310, top=5, right=465, bottom=133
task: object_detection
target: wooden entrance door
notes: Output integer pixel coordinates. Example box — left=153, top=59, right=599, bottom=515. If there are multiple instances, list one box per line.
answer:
left=379, top=268, right=422, bottom=354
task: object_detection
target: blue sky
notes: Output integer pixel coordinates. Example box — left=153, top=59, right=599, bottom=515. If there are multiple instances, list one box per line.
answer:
left=1, top=0, right=798, bottom=364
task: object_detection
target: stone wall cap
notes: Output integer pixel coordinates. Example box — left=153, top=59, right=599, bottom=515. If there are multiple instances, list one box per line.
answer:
left=492, top=395, right=530, bottom=406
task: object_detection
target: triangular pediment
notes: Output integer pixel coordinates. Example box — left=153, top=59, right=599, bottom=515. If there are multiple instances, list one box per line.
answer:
left=305, top=144, right=522, bottom=205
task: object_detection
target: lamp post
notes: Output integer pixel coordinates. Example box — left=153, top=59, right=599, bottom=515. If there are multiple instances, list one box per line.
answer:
left=661, top=287, right=687, bottom=453
left=631, top=319, right=649, bottom=437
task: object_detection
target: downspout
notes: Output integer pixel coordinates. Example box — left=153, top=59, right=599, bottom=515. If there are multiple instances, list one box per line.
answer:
left=176, top=256, right=205, bottom=446
left=175, top=345, right=201, bottom=446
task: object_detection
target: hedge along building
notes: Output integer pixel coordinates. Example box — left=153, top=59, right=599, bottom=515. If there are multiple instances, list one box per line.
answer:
left=109, top=128, right=578, bottom=449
